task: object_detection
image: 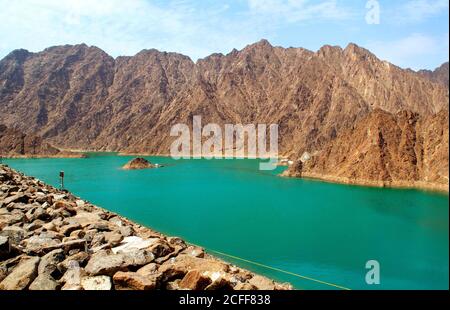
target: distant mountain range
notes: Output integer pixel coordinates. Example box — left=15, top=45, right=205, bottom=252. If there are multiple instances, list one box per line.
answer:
left=0, top=40, right=448, bottom=190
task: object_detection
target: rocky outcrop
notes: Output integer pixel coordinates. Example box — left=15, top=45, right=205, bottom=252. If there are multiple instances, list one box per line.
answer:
left=418, top=62, right=449, bottom=87
left=282, top=109, right=449, bottom=192
left=122, top=158, right=157, bottom=170
left=0, top=165, right=292, bottom=290
left=0, top=125, right=83, bottom=158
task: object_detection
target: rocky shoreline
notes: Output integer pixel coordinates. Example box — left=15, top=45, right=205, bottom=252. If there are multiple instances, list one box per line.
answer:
left=0, top=164, right=292, bottom=290
left=281, top=169, right=449, bottom=193
left=0, top=153, right=86, bottom=159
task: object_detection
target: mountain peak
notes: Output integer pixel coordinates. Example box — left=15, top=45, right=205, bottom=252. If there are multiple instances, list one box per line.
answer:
left=344, top=43, right=374, bottom=57
left=247, top=39, right=273, bottom=50
left=3, top=49, right=31, bottom=62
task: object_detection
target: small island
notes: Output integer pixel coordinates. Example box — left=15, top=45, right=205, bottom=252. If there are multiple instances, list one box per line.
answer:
left=122, top=157, right=161, bottom=170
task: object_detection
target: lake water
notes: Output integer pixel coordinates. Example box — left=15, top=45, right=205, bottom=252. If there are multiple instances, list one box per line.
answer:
left=3, top=153, right=449, bottom=290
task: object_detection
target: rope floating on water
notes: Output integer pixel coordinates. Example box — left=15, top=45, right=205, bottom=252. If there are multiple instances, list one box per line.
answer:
left=203, top=248, right=351, bottom=291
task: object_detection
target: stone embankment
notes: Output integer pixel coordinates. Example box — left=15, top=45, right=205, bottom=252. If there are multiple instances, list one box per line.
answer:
left=0, top=165, right=291, bottom=290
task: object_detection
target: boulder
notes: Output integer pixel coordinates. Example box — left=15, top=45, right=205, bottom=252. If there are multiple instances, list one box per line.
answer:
left=234, top=282, right=258, bottom=290
left=84, top=251, right=128, bottom=276
left=70, top=212, right=102, bottom=228
left=81, top=276, right=112, bottom=290
left=113, top=271, right=157, bottom=290
left=119, top=226, right=134, bottom=237
left=60, top=223, right=82, bottom=236
left=87, top=221, right=111, bottom=232
left=0, top=236, right=10, bottom=259
left=25, top=236, right=85, bottom=255
left=25, top=219, right=45, bottom=231
left=69, top=229, right=85, bottom=239
left=25, top=206, right=47, bottom=222
left=29, top=274, right=60, bottom=290
left=179, top=270, right=212, bottom=290
left=136, top=263, right=158, bottom=276
left=38, top=249, right=65, bottom=277
left=0, top=256, right=40, bottom=290
left=147, top=240, right=173, bottom=258
left=0, top=211, right=25, bottom=226
left=0, top=226, right=26, bottom=244
left=60, top=262, right=86, bottom=290
left=24, top=235, right=60, bottom=254
left=247, top=275, right=277, bottom=290
left=204, top=273, right=235, bottom=290
left=104, top=231, right=124, bottom=247
left=3, top=193, right=28, bottom=205
left=111, top=236, right=158, bottom=254
left=58, top=252, right=90, bottom=273
left=182, top=246, right=205, bottom=258
left=124, top=249, right=155, bottom=267
left=160, top=254, right=229, bottom=275
left=85, top=249, right=154, bottom=276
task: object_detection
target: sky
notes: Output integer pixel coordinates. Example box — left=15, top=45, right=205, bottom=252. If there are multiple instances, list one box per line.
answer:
left=0, top=0, right=448, bottom=70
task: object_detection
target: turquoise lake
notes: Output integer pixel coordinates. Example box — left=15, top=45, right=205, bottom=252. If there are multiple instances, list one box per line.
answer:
left=3, top=153, right=449, bottom=290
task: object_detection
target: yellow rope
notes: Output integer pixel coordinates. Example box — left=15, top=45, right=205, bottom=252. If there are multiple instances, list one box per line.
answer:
left=205, top=248, right=352, bottom=291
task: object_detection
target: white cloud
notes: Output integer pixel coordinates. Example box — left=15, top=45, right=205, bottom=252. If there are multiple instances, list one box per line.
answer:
left=366, top=33, right=449, bottom=70
left=247, top=0, right=353, bottom=22
left=393, top=0, right=449, bottom=23
left=0, top=0, right=261, bottom=61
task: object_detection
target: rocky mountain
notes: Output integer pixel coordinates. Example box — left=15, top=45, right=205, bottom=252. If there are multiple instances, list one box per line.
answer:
left=0, top=40, right=448, bottom=189
left=418, top=62, right=449, bottom=87
left=282, top=109, right=449, bottom=191
left=0, top=125, right=81, bottom=158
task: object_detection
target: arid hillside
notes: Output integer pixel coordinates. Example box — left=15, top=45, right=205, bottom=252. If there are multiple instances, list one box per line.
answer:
left=0, top=40, right=448, bottom=189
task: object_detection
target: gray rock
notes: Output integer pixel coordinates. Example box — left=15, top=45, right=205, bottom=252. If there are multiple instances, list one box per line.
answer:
left=0, top=211, right=25, bottom=225
left=25, top=206, right=47, bottom=222
left=123, top=249, right=155, bottom=267
left=90, top=232, right=105, bottom=248
left=0, top=256, right=40, bottom=290
left=111, top=236, right=158, bottom=254
left=87, top=221, right=110, bottom=232
left=3, top=193, right=27, bottom=205
left=29, top=274, right=60, bottom=290
left=25, top=219, right=45, bottom=231
left=24, top=235, right=60, bottom=254
left=58, top=252, right=90, bottom=273
left=60, top=262, right=86, bottom=290
left=38, top=249, right=65, bottom=276
left=0, top=226, right=26, bottom=244
left=0, top=236, right=10, bottom=259
left=81, top=276, right=112, bottom=290
left=84, top=251, right=127, bottom=276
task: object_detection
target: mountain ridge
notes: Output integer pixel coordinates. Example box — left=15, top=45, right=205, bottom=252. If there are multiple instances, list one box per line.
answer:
left=0, top=40, right=448, bottom=190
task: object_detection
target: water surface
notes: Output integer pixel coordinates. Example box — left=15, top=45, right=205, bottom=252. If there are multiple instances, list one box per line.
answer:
left=4, top=153, right=448, bottom=290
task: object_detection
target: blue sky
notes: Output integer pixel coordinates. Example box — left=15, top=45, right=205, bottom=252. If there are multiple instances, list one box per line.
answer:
left=0, top=0, right=448, bottom=70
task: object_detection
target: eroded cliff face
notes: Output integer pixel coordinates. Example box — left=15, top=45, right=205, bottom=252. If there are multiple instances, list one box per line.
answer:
left=418, top=62, right=449, bottom=87
left=0, top=40, right=448, bottom=188
left=282, top=109, right=449, bottom=191
left=0, top=125, right=80, bottom=158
